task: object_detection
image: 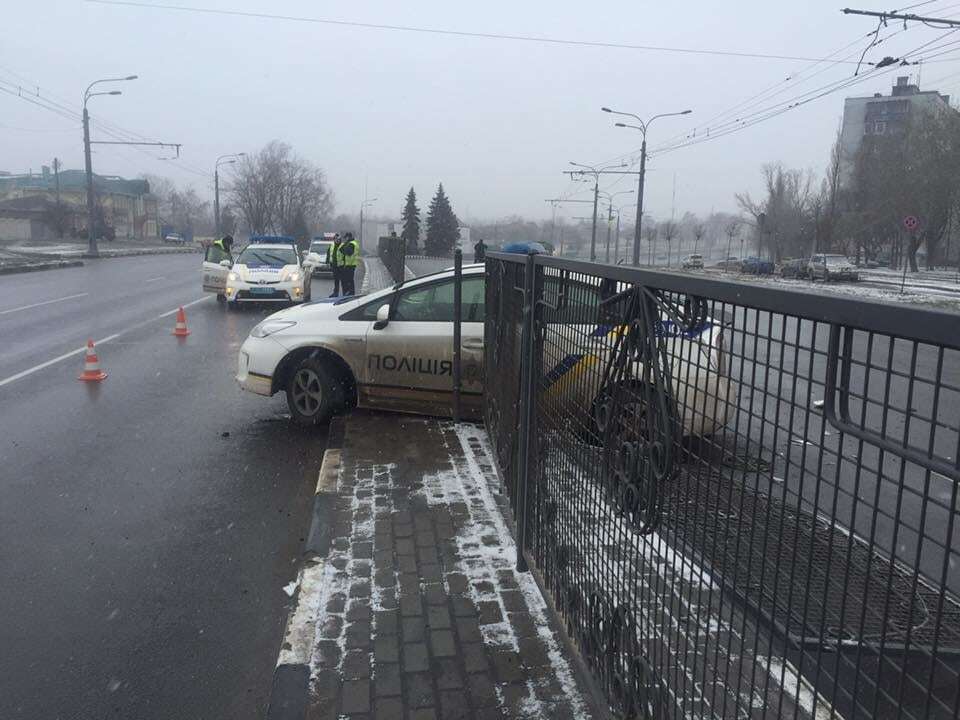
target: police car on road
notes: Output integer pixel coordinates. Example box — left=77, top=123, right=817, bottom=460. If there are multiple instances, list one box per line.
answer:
left=203, top=236, right=310, bottom=307
left=236, top=265, right=734, bottom=435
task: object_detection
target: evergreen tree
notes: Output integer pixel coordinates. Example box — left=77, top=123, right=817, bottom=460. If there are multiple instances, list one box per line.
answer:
left=401, top=187, right=420, bottom=254
left=424, top=183, right=460, bottom=257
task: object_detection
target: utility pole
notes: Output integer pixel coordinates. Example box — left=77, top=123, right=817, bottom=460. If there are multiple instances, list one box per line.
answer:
left=605, top=201, right=614, bottom=263
left=52, top=157, right=63, bottom=238
left=214, top=153, right=245, bottom=237
left=614, top=210, right=621, bottom=263
left=841, top=8, right=960, bottom=26
left=83, top=103, right=96, bottom=256
left=360, top=196, right=377, bottom=254
left=565, top=162, right=629, bottom=261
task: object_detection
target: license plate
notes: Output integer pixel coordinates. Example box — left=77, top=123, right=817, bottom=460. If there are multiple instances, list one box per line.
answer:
left=250, top=287, right=274, bottom=294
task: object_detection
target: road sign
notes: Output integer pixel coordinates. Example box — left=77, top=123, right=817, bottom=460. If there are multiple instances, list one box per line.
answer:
left=903, top=215, right=920, bottom=231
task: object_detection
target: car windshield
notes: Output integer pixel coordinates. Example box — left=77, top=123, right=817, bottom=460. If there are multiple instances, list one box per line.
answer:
left=236, top=247, right=297, bottom=268
left=824, top=255, right=852, bottom=264
left=310, top=242, right=331, bottom=253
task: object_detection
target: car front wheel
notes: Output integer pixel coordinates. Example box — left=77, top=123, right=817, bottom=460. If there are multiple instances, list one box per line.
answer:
left=286, top=357, right=343, bottom=426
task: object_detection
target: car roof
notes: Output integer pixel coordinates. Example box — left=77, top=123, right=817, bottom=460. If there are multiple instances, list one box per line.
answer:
left=239, top=243, right=298, bottom=252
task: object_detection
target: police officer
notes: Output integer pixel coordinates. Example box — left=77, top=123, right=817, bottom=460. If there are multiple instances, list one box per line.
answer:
left=327, top=233, right=342, bottom=297
left=214, top=234, right=234, bottom=262
left=338, top=232, right=360, bottom=296
left=473, top=237, right=487, bottom=264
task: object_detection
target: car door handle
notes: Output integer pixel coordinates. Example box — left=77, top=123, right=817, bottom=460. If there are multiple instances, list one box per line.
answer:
left=462, top=339, right=484, bottom=350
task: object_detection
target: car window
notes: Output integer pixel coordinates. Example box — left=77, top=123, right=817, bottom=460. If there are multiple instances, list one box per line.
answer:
left=394, top=277, right=485, bottom=322
left=236, top=247, right=297, bottom=268
left=205, top=244, right=230, bottom=264
left=311, top=243, right=331, bottom=254
left=542, top=275, right=602, bottom=323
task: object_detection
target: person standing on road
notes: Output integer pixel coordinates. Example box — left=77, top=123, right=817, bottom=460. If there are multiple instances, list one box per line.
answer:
left=338, top=232, right=360, bottom=296
left=327, top=233, right=342, bottom=297
left=474, top=238, right=487, bottom=264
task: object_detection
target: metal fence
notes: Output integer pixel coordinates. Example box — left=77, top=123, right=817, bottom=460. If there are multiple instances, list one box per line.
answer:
left=482, top=251, right=960, bottom=719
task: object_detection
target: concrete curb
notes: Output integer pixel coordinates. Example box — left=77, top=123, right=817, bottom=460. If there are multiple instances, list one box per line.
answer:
left=0, top=259, right=85, bottom=275
left=266, top=418, right=346, bottom=720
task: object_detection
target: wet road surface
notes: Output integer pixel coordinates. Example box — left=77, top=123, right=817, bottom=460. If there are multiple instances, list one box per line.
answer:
left=0, top=254, right=334, bottom=719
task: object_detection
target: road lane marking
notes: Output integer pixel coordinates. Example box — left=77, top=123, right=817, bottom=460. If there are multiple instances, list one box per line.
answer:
left=0, top=297, right=212, bottom=388
left=0, top=293, right=89, bottom=316
left=157, top=296, right=210, bottom=318
left=145, top=276, right=165, bottom=282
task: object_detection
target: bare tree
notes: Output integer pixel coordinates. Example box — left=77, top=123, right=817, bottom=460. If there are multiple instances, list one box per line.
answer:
left=736, top=163, right=815, bottom=262
left=723, top=219, right=741, bottom=268
left=692, top=222, right=706, bottom=255
left=660, top=220, right=679, bottom=266
left=643, top=222, right=658, bottom=265
left=230, top=141, right=334, bottom=237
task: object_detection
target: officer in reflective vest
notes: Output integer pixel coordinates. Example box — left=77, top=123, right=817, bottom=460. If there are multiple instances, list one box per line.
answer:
left=213, top=234, right=233, bottom=262
left=326, top=234, right=342, bottom=297
left=337, top=232, right=360, bottom=296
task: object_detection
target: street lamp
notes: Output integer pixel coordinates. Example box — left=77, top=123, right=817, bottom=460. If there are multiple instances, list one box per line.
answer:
left=214, top=153, right=246, bottom=236
left=602, top=105, right=692, bottom=266
left=568, top=161, right=627, bottom=261
left=360, top=197, right=377, bottom=253
left=83, top=75, right=138, bottom=257
left=598, top=189, right=634, bottom=263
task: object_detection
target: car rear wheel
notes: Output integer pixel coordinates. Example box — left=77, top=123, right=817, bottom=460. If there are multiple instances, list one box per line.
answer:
left=286, top=357, right=343, bottom=426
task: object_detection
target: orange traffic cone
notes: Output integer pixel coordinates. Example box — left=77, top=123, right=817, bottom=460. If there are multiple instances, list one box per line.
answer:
left=172, top=306, right=190, bottom=337
left=78, top=339, right=107, bottom=382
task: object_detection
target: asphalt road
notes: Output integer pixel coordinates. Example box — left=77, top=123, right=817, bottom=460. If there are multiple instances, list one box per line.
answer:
left=0, top=254, right=335, bottom=719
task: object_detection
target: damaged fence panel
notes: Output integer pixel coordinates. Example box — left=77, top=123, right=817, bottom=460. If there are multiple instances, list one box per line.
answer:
left=482, top=251, right=960, bottom=719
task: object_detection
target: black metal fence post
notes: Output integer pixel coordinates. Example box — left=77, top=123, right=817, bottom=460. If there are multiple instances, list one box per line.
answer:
left=452, top=249, right=462, bottom=423
left=514, top=251, right=537, bottom=572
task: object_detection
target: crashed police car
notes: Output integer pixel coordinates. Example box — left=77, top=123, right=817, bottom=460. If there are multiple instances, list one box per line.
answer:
left=236, top=263, right=735, bottom=437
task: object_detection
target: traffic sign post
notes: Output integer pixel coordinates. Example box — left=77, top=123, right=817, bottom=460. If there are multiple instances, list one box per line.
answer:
left=901, top=216, right=920, bottom=293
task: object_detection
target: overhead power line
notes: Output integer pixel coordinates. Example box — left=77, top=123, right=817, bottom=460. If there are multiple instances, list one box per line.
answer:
left=842, top=7, right=960, bottom=28
left=87, top=0, right=874, bottom=65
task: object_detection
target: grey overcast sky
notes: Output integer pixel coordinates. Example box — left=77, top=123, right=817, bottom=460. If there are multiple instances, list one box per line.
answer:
left=3, top=1, right=960, bottom=223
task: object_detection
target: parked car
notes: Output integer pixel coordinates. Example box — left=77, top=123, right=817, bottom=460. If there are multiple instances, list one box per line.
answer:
left=164, top=233, right=186, bottom=245
left=681, top=254, right=704, bottom=270
left=715, top=256, right=741, bottom=271
left=780, top=258, right=808, bottom=279
left=808, top=254, right=860, bottom=282
left=740, top=256, right=775, bottom=275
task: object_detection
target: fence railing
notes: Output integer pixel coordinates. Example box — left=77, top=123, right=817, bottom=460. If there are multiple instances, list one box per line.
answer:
left=482, top=251, right=960, bottom=719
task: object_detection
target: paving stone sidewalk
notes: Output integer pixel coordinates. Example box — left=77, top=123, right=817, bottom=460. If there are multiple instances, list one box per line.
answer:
left=305, top=414, right=597, bottom=720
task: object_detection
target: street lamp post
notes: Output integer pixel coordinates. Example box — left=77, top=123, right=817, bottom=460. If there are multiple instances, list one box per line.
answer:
left=83, top=75, right=137, bottom=257
left=568, top=161, right=627, bottom=261
left=359, top=197, right=377, bottom=254
left=214, top=153, right=246, bottom=237
left=602, top=106, right=692, bottom=267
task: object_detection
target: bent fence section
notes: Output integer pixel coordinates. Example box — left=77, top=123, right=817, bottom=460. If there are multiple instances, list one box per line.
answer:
left=482, top=252, right=960, bottom=719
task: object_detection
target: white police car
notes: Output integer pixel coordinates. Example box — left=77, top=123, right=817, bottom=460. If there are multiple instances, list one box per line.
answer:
left=219, top=237, right=310, bottom=307
left=236, top=265, right=734, bottom=434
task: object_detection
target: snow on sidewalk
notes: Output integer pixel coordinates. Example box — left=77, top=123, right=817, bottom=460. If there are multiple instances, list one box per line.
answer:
left=303, top=414, right=596, bottom=719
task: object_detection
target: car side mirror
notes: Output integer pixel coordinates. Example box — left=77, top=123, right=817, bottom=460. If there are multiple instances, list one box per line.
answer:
left=219, top=259, right=232, bottom=268
left=373, top=303, right=390, bottom=330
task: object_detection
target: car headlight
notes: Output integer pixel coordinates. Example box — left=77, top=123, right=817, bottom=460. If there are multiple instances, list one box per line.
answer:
left=228, top=272, right=239, bottom=282
left=287, top=271, right=301, bottom=282
left=250, top=320, right=297, bottom=338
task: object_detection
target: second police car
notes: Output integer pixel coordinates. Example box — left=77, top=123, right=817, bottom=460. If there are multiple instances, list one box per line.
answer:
left=203, top=236, right=311, bottom=306
left=236, top=264, right=736, bottom=438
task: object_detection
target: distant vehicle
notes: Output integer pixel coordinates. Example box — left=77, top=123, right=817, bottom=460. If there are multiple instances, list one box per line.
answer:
left=741, top=256, right=775, bottom=275
left=501, top=241, right=547, bottom=254
left=715, top=256, right=741, bottom=270
left=808, top=254, right=859, bottom=282
left=681, top=254, right=704, bottom=270
left=304, top=233, right=337, bottom=277
left=780, top=258, right=809, bottom=279
left=164, top=233, right=186, bottom=245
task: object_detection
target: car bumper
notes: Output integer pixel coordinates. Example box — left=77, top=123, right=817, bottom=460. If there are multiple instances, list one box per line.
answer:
left=236, top=335, right=288, bottom=396
left=226, top=281, right=304, bottom=303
